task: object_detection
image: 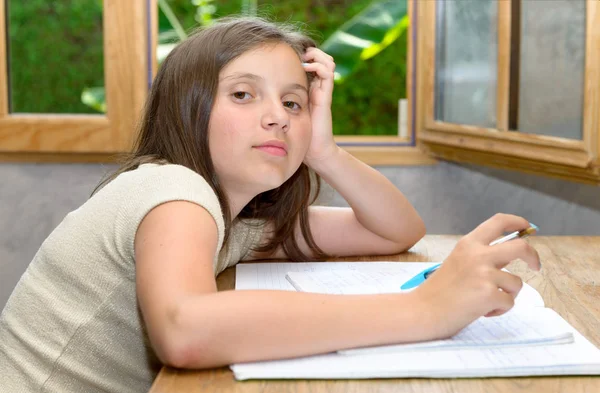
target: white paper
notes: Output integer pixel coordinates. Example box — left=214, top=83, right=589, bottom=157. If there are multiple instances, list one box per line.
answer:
left=283, top=267, right=545, bottom=308
left=231, top=262, right=600, bottom=380
left=231, top=328, right=600, bottom=380
left=339, top=308, right=573, bottom=355
left=286, top=270, right=404, bottom=294
left=235, top=261, right=439, bottom=291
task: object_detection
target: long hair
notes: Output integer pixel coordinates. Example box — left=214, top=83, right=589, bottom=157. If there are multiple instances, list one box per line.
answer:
left=94, top=16, right=327, bottom=261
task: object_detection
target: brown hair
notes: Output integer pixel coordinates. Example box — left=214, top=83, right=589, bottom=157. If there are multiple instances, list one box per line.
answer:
left=94, top=16, right=327, bottom=261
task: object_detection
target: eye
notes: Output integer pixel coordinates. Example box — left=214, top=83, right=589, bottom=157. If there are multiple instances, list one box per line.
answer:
left=232, top=91, right=251, bottom=100
left=283, top=101, right=301, bottom=110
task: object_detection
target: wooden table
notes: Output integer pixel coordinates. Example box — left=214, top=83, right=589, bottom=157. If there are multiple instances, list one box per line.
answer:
left=149, top=235, right=600, bottom=393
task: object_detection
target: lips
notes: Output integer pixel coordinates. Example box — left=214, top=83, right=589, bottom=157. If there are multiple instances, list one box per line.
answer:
left=254, top=140, right=288, bottom=156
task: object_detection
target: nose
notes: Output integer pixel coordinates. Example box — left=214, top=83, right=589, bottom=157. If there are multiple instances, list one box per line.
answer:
left=261, top=99, right=290, bottom=132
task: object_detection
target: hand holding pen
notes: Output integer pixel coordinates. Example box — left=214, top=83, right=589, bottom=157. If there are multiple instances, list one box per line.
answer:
left=402, top=223, right=539, bottom=289
left=408, top=214, right=541, bottom=341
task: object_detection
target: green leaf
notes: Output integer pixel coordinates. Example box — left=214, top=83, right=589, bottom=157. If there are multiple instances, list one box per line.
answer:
left=361, top=15, right=409, bottom=60
left=158, top=0, right=187, bottom=41
left=81, top=87, right=106, bottom=113
left=320, top=0, right=408, bottom=83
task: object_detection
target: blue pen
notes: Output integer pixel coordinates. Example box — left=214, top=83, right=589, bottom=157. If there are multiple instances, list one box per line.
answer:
left=400, top=263, right=441, bottom=290
left=400, top=223, right=539, bottom=290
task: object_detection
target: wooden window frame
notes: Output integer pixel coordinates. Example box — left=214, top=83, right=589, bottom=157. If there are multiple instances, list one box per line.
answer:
left=0, top=0, right=151, bottom=161
left=414, top=0, right=600, bottom=183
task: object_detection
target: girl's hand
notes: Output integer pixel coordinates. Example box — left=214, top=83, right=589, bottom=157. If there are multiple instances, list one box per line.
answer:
left=412, top=213, right=541, bottom=339
left=301, top=47, right=340, bottom=168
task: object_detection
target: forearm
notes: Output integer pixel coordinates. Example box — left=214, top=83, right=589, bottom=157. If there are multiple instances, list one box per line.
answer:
left=310, top=148, right=425, bottom=246
left=166, top=289, right=433, bottom=368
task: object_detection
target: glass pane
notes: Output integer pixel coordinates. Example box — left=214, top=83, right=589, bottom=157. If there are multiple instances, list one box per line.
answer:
left=8, top=1, right=104, bottom=114
left=434, top=0, right=498, bottom=128
left=517, top=0, right=586, bottom=140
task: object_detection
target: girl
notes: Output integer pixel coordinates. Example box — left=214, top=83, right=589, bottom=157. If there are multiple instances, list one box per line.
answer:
left=0, top=16, right=540, bottom=393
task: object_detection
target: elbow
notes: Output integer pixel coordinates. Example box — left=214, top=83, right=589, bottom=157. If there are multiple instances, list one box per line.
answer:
left=151, top=306, right=217, bottom=369
left=152, top=320, right=196, bottom=369
left=156, top=337, right=195, bottom=369
left=156, top=332, right=219, bottom=370
left=409, top=216, right=427, bottom=248
left=414, top=216, right=427, bottom=243
left=396, top=217, right=427, bottom=253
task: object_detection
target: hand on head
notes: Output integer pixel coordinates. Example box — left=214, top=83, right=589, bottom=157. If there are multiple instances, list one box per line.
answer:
left=301, top=47, right=335, bottom=108
left=412, top=213, right=541, bottom=339
left=301, top=47, right=340, bottom=168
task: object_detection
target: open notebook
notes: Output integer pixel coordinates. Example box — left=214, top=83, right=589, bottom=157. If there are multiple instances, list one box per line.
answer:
left=231, top=262, right=600, bottom=380
left=285, top=267, right=572, bottom=355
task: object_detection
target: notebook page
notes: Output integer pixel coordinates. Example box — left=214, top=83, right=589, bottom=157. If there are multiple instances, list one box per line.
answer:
left=286, top=270, right=404, bottom=294
left=232, top=263, right=600, bottom=379
left=231, top=325, right=600, bottom=380
left=235, top=262, right=438, bottom=291
left=339, top=308, right=573, bottom=355
left=283, top=269, right=545, bottom=307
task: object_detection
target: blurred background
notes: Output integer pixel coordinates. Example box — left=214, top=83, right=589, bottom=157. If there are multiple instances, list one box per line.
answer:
left=8, top=0, right=407, bottom=136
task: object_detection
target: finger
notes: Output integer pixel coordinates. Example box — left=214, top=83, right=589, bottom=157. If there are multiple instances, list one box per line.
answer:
left=302, top=62, right=334, bottom=89
left=485, top=308, right=509, bottom=318
left=468, top=213, right=531, bottom=244
left=494, top=270, right=523, bottom=298
left=484, top=289, right=516, bottom=317
left=303, top=49, right=335, bottom=72
left=489, top=238, right=541, bottom=271
left=304, top=47, right=334, bottom=62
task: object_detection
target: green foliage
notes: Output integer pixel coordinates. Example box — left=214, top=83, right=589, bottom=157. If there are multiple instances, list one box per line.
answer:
left=191, top=0, right=218, bottom=26
left=9, top=0, right=407, bottom=135
left=80, top=86, right=105, bottom=113
left=331, top=31, right=407, bottom=136
left=8, top=0, right=104, bottom=113
left=321, top=0, right=408, bottom=82
left=164, top=0, right=408, bottom=136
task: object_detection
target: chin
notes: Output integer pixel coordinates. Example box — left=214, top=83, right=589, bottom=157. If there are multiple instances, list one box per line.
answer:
left=256, top=163, right=296, bottom=188
left=258, top=178, right=287, bottom=193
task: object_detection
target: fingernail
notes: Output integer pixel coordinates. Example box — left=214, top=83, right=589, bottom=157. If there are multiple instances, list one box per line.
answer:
left=302, top=62, right=310, bottom=66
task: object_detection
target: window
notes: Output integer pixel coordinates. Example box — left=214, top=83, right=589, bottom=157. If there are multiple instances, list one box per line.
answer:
left=414, top=0, right=600, bottom=183
left=0, top=0, right=151, bottom=161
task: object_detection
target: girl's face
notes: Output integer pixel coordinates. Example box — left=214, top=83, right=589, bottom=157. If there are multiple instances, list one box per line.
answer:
left=208, top=43, right=311, bottom=200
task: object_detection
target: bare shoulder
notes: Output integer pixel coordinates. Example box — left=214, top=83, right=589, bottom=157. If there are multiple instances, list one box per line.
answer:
left=135, top=201, right=220, bottom=295
left=136, top=201, right=219, bottom=261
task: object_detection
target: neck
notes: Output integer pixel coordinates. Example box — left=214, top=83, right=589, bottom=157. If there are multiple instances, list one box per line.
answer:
left=220, top=181, right=262, bottom=219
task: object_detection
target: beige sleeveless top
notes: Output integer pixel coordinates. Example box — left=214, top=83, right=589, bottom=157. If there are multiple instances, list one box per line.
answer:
left=0, top=163, right=264, bottom=393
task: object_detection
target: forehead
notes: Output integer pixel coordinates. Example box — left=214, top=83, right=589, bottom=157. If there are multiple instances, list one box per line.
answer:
left=220, top=43, right=305, bottom=79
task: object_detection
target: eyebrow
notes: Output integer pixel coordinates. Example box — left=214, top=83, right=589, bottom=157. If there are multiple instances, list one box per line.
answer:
left=221, top=72, right=309, bottom=95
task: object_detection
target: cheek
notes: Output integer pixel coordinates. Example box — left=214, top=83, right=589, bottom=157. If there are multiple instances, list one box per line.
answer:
left=295, top=118, right=312, bottom=152
left=209, top=109, right=243, bottom=157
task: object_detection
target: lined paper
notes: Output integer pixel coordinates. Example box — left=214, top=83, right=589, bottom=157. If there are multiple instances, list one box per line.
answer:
left=235, top=262, right=436, bottom=291
left=236, top=262, right=545, bottom=308
left=231, top=262, right=600, bottom=379
left=339, top=308, right=573, bottom=355
left=231, top=327, right=600, bottom=380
